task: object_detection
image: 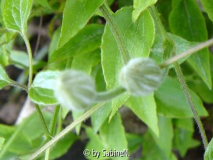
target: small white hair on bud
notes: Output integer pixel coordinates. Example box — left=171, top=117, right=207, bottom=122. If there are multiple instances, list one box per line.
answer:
left=54, top=70, right=96, bottom=111
left=119, top=58, right=163, bottom=96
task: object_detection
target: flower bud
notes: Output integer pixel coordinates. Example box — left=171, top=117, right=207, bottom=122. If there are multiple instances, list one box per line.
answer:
left=54, top=70, right=96, bottom=111
left=119, top=58, right=163, bottom=96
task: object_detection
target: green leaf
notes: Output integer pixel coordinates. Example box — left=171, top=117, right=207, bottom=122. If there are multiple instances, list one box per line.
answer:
left=151, top=33, right=193, bottom=65
left=204, top=138, right=213, bottom=160
left=201, top=0, right=213, bottom=22
left=50, top=133, right=78, bottom=159
left=0, top=137, right=5, bottom=150
left=132, top=0, right=157, bottom=22
left=35, top=0, right=52, bottom=9
left=3, top=0, right=33, bottom=33
left=126, top=133, right=143, bottom=154
left=101, top=7, right=155, bottom=119
left=152, top=116, right=173, bottom=158
left=100, top=113, right=128, bottom=160
left=85, top=127, right=105, bottom=160
left=49, top=24, right=104, bottom=64
left=0, top=65, right=11, bottom=89
left=155, top=76, right=208, bottom=118
left=72, top=49, right=101, bottom=74
left=173, top=119, right=200, bottom=157
left=29, top=70, right=60, bottom=105
left=0, top=124, right=33, bottom=154
left=169, top=0, right=211, bottom=88
left=127, top=94, right=159, bottom=136
left=57, top=0, right=104, bottom=48
left=92, top=67, right=112, bottom=133
left=142, top=117, right=175, bottom=160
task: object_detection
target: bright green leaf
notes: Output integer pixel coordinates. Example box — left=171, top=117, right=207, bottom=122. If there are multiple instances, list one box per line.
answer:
left=201, top=0, right=213, bottom=22
left=0, top=137, right=5, bottom=150
left=29, top=70, right=60, bottom=105
left=100, top=113, right=128, bottom=160
left=169, top=0, right=211, bottom=88
left=204, top=138, right=213, bottom=160
left=57, top=0, right=104, bottom=47
left=127, top=94, right=159, bottom=136
left=0, top=65, right=11, bottom=89
left=133, top=0, right=157, bottom=22
left=155, top=76, right=208, bottom=118
left=126, top=133, right=143, bottom=154
left=101, top=7, right=155, bottom=119
left=50, top=24, right=104, bottom=64
left=3, top=0, right=33, bottom=33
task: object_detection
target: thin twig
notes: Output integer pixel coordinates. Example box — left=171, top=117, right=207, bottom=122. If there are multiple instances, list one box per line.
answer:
left=34, top=14, right=43, bottom=55
left=160, top=38, right=213, bottom=68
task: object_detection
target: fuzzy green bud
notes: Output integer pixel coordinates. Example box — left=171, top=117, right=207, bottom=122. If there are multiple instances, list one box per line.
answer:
left=54, top=70, right=96, bottom=111
left=119, top=58, right=163, bottom=96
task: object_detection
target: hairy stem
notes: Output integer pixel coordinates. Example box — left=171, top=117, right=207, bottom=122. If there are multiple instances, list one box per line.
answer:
left=160, top=38, right=213, bottom=68
left=22, top=33, right=33, bottom=89
left=29, top=102, right=105, bottom=160
left=100, top=4, right=129, bottom=64
left=35, top=105, right=52, bottom=139
left=94, top=86, right=126, bottom=102
left=49, top=105, right=60, bottom=135
left=149, top=5, right=208, bottom=149
left=9, top=79, right=28, bottom=92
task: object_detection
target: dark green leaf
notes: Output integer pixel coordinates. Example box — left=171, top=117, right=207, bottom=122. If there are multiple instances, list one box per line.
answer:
left=155, top=76, right=208, bottom=118
left=169, top=0, right=211, bottom=88
left=173, top=119, right=200, bottom=157
left=57, top=0, right=104, bottom=47
left=201, top=0, right=213, bottom=22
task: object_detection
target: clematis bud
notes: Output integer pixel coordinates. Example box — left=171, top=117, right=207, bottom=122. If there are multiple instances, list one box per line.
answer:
left=54, top=70, right=96, bottom=111
left=119, top=58, right=164, bottom=96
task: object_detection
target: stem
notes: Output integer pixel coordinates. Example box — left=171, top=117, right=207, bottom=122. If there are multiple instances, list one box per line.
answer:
left=49, top=105, right=60, bottom=135
left=29, top=102, right=105, bottom=160
left=99, top=4, right=129, bottom=64
left=150, top=5, right=208, bottom=149
left=160, top=38, right=213, bottom=68
left=9, top=79, right=28, bottom=92
left=94, top=86, right=126, bottom=102
left=0, top=120, right=27, bottom=159
left=44, top=148, right=50, bottom=160
left=34, top=14, right=43, bottom=55
left=35, top=105, right=52, bottom=139
left=174, top=63, right=208, bottom=149
left=22, top=33, right=33, bottom=89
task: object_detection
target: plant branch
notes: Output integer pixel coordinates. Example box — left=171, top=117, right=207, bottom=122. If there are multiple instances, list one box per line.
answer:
left=29, top=102, right=105, bottom=160
left=34, top=14, right=43, bottom=55
left=99, top=3, right=129, bottom=64
left=9, top=79, right=28, bottom=92
left=35, top=105, right=52, bottom=139
left=21, top=33, right=33, bottom=89
left=160, top=38, right=213, bottom=68
left=94, top=86, right=126, bottom=102
left=149, top=5, right=208, bottom=149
